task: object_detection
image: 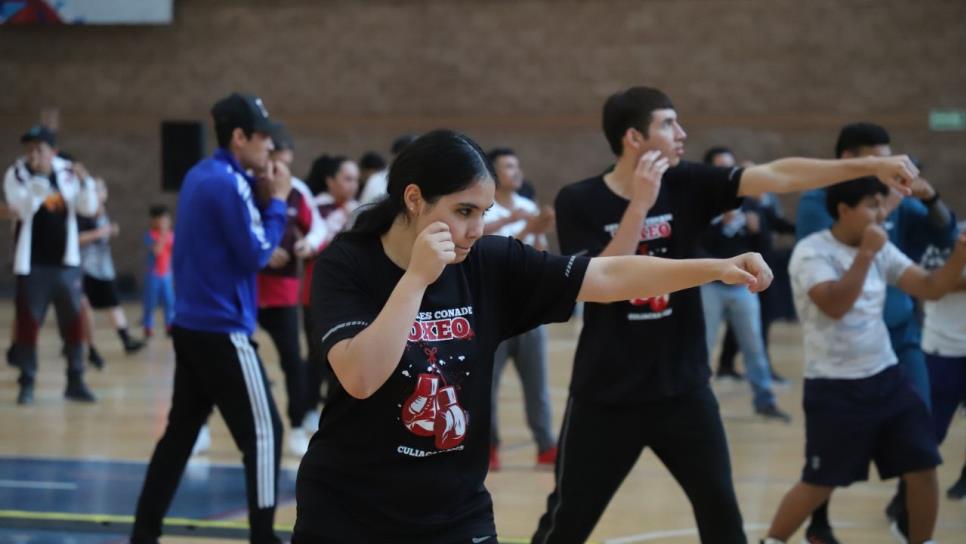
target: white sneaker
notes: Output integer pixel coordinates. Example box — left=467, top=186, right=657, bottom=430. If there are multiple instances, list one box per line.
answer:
left=192, top=424, right=211, bottom=456
left=287, top=427, right=309, bottom=456
left=302, top=409, right=321, bottom=432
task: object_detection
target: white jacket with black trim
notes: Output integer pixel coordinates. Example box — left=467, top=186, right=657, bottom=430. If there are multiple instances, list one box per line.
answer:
left=3, top=155, right=99, bottom=275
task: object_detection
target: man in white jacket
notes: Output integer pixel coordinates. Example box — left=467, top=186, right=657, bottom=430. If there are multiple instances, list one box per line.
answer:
left=3, top=126, right=99, bottom=404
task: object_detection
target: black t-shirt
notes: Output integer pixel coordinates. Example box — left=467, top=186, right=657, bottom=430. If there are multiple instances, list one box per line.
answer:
left=30, top=172, right=68, bottom=267
left=697, top=199, right=766, bottom=260
left=555, top=160, right=743, bottom=404
left=295, top=234, right=589, bottom=542
left=76, top=216, right=97, bottom=232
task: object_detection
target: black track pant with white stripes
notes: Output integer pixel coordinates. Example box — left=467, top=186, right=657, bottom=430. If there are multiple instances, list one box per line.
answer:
left=531, top=385, right=746, bottom=543
left=131, top=326, right=283, bottom=544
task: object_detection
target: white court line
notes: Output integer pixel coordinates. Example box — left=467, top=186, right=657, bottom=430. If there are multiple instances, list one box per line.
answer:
left=0, top=480, right=78, bottom=491
left=603, top=524, right=766, bottom=543
left=604, top=520, right=966, bottom=543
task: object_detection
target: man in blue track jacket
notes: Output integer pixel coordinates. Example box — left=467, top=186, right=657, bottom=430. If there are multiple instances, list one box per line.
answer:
left=131, top=93, right=291, bottom=544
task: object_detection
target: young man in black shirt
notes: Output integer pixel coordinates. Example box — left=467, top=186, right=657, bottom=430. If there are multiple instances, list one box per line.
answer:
left=532, top=86, right=920, bottom=543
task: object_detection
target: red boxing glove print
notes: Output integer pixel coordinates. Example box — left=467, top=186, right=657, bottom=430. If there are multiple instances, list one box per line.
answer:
left=433, top=386, right=468, bottom=450
left=630, top=293, right=670, bottom=312
left=401, top=373, right=439, bottom=437
left=400, top=344, right=470, bottom=450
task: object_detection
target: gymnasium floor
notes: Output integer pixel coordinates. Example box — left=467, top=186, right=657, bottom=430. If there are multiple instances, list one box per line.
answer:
left=0, top=302, right=963, bottom=543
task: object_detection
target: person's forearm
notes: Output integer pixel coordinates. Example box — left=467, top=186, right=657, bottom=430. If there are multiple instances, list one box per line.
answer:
left=75, top=177, right=99, bottom=216
left=329, top=273, right=427, bottom=399
left=925, top=198, right=952, bottom=229
left=78, top=226, right=110, bottom=246
left=599, top=204, right=647, bottom=257
left=4, top=178, right=43, bottom=219
left=578, top=255, right=725, bottom=302
left=919, top=256, right=966, bottom=300
left=741, top=157, right=879, bottom=197
left=812, top=252, right=875, bottom=318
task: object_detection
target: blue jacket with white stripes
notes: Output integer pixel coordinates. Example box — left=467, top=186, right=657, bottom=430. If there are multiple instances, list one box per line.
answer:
left=172, top=148, right=287, bottom=335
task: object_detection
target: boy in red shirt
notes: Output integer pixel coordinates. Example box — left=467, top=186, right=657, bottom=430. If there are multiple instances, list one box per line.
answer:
left=142, top=205, right=175, bottom=338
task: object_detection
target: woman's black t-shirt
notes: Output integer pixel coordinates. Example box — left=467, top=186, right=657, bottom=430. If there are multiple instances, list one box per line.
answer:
left=295, top=234, right=589, bottom=543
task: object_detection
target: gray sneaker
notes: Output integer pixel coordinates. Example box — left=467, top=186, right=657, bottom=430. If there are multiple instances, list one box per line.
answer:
left=17, top=384, right=34, bottom=405
left=756, top=404, right=791, bottom=423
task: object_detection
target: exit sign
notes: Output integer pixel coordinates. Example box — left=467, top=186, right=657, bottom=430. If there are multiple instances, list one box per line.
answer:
left=929, top=109, right=966, bottom=131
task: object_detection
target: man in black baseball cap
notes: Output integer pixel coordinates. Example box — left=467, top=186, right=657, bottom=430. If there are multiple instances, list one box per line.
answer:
left=131, top=92, right=291, bottom=544
left=208, top=93, right=281, bottom=198
left=20, top=125, right=57, bottom=147
left=4, top=124, right=99, bottom=405
left=211, top=92, right=280, bottom=138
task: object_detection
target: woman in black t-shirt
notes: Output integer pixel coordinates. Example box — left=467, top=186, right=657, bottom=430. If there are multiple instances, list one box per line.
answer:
left=293, top=130, right=773, bottom=543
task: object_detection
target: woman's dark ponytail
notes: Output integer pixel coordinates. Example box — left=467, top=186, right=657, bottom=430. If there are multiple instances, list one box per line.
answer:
left=347, top=197, right=404, bottom=237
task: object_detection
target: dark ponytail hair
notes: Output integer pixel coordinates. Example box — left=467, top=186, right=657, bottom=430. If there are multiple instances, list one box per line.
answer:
left=305, top=154, right=350, bottom=195
left=346, top=130, right=496, bottom=238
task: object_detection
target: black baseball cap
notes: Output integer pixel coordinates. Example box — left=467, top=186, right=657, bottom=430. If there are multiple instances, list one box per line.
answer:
left=210, top=92, right=279, bottom=135
left=270, top=123, right=295, bottom=151
left=20, top=125, right=56, bottom=147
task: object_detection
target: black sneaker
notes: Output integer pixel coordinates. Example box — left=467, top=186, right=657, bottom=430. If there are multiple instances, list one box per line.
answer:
left=65, top=382, right=96, bottom=403
left=88, top=348, right=105, bottom=370
left=124, top=339, right=146, bottom=354
left=947, top=473, right=966, bottom=500
left=885, top=491, right=903, bottom=521
left=755, top=404, right=792, bottom=423
left=804, top=523, right=840, bottom=544
left=17, top=384, right=34, bottom=405
left=890, top=514, right=909, bottom=544
left=716, top=368, right=745, bottom=381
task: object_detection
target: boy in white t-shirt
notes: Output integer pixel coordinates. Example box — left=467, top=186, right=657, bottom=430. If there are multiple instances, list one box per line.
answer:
left=483, top=148, right=558, bottom=470
left=762, top=178, right=966, bottom=544
left=920, top=220, right=966, bottom=500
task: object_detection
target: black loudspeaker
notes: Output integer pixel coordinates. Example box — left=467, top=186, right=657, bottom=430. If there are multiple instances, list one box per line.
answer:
left=161, top=121, right=206, bottom=192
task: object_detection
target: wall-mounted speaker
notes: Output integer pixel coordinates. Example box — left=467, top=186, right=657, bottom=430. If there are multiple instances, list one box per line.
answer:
left=161, top=121, right=205, bottom=192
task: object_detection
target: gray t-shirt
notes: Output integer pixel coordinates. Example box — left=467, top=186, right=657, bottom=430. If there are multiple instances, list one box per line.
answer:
left=789, top=230, right=913, bottom=379
left=78, top=214, right=116, bottom=280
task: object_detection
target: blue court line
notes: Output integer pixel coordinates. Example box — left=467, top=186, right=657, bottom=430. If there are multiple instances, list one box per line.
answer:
left=0, top=456, right=542, bottom=543
left=0, top=456, right=296, bottom=519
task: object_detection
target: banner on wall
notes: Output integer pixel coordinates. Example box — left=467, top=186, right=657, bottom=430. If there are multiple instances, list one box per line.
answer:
left=0, top=0, right=173, bottom=25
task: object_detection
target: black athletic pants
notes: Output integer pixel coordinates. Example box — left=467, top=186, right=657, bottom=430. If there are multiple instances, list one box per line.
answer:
left=532, top=385, right=746, bottom=543
left=258, top=306, right=307, bottom=428
left=131, top=326, right=283, bottom=544
left=303, top=305, right=328, bottom=410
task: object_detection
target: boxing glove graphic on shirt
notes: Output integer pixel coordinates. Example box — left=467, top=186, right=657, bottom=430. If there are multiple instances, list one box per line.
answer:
left=400, top=347, right=469, bottom=450
left=630, top=293, right=670, bottom=312
left=434, top=385, right=468, bottom=449
left=402, top=373, right=439, bottom=437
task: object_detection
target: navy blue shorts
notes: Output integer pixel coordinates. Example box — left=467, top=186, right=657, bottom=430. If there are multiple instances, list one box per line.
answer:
left=802, top=364, right=941, bottom=487
left=926, top=352, right=966, bottom=444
